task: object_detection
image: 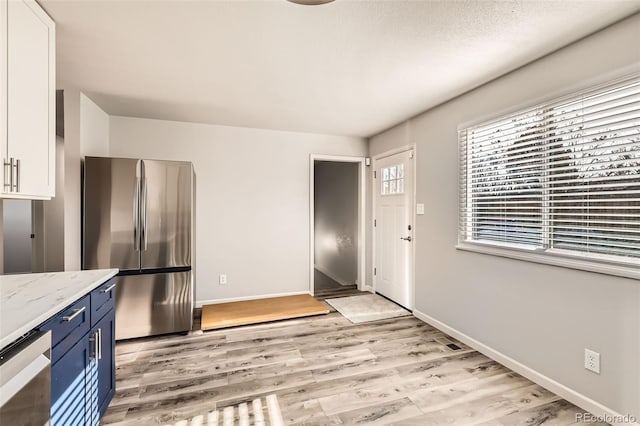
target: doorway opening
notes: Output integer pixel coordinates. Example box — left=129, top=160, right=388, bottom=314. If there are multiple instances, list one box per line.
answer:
left=309, top=155, right=366, bottom=297
left=2, top=200, right=33, bottom=273
left=1, top=197, right=64, bottom=274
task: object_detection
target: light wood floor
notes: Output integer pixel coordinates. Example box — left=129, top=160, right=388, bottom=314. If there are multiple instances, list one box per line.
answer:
left=102, top=291, right=607, bottom=425
left=201, top=294, right=329, bottom=331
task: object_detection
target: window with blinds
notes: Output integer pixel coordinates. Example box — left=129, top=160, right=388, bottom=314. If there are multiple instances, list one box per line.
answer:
left=459, top=75, right=640, bottom=267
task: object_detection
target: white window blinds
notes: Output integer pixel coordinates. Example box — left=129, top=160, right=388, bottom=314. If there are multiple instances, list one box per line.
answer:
left=459, top=74, right=640, bottom=265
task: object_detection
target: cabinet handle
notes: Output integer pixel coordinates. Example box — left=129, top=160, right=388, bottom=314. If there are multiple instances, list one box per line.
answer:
left=97, top=328, right=102, bottom=360
left=4, top=158, right=14, bottom=192
left=101, top=283, right=116, bottom=294
left=92, top=330, right=99, bottom=362
left=14, top=158, right=19, bottom=192
left=62, top=306, right=86, bottom=322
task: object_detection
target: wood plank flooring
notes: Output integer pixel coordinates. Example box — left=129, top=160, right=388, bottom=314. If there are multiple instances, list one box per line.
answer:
left=102, top=291, right=607, bottom=425
left=201, top=295, right=329, bottom=330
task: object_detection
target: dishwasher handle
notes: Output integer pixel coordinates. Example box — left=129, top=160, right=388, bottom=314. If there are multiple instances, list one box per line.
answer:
left=0, top=332, right=51, bottom=407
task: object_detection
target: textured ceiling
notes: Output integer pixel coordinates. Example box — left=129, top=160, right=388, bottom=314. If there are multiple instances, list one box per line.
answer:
left=42, top=0, right=640, bottom=137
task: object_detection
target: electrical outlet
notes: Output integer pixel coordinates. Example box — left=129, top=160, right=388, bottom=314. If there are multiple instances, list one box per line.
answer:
left=584, top=349, right=600, bottom=374
left=219, top=274, right=227, bottom=285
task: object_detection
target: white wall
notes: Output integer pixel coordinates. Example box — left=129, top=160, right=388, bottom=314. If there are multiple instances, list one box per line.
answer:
left=62, top=88, right=81, bottom=271
left=59, top=89, right=111, bottom=271
left=314, top=161, right=358, bottom=285
left=109, top=117, right=367, bottom=304
left=369, top=14, right=640, bottom=419
left=80, top=93, right=110, bottom=157
left=41, top=136, right=66, bottom=272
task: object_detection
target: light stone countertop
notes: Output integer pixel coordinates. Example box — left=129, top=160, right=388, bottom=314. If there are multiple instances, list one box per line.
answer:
left=0, top=269, right=119, bottom=351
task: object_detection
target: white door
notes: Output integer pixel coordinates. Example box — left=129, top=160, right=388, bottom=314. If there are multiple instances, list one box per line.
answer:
left=374, top=149, right=414, bottom=309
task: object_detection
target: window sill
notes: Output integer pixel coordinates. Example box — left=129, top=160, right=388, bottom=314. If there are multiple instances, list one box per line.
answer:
left=455, top=242, right=640, bottom=281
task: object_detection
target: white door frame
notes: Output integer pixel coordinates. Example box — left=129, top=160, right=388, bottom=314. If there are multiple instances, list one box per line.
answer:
left=372, top=145, right=416, bottom=310
left=309, top=154, right=367, bottom=295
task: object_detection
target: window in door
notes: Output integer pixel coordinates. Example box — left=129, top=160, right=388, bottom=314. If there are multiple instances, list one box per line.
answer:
left=381, top=164, right=405, bottom=195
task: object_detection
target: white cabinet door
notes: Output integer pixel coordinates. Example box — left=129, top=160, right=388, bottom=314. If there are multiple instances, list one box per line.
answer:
left=0, top=0, right=7, bottom=195
left=2, top=0, right=55, bottom=199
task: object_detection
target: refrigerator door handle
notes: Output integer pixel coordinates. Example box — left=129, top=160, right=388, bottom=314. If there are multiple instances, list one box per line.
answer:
left=134, top=177, right=141, bottom=252
left=142, top=177, right=148, bottom=251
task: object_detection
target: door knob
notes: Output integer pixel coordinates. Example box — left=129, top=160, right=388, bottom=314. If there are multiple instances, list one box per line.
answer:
left=400, top=236, right=412, bottom=242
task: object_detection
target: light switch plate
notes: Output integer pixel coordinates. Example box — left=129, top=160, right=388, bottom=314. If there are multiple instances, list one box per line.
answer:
left=416, top=203, right=425, bottom=215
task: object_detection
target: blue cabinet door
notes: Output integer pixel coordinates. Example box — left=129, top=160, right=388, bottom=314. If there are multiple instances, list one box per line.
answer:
left=94, top=308, right=116, bottom=419
left=50, top=335, right=90, bottom=426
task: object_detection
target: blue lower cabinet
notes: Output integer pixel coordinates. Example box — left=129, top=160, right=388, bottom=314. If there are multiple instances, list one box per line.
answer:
left=50, top=336, right=90, bottom=426
left=95, top=308, right=116, bottom=419
left=45, top=281, right=117, bottom=426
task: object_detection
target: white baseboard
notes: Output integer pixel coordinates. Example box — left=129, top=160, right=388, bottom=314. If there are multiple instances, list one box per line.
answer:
left=314, top=264, right=355, bottom=287
left=413, top=309, right=639, bottom=426
left=196, top=291, right=310, bottom=308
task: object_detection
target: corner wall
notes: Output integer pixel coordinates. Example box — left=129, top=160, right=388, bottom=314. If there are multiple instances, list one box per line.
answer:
left=109, top=116, right=367, bottom=304
left=62, top=88, right=81, bottom=271
left=42, top=135, right=66, bottom=272
left=80, top=93, right=110, bottom=157
left=369, top=14, right=640, bottom=420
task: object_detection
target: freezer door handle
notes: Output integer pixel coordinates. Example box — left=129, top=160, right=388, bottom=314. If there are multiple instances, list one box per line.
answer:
left=134, top=177, right=141, bottom=252
left=141, top=177, right=148, bottom=251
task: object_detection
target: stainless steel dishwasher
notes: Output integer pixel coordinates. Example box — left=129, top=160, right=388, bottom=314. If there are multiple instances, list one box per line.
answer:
left=0, top=331, right=52, bottom=425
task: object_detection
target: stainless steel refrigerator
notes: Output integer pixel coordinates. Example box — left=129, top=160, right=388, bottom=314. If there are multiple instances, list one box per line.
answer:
left=83, top=156, right=194, bottom=340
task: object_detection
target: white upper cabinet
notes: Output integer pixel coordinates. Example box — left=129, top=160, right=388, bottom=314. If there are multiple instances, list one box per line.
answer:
left=1, top=0, right=55, bottom=199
